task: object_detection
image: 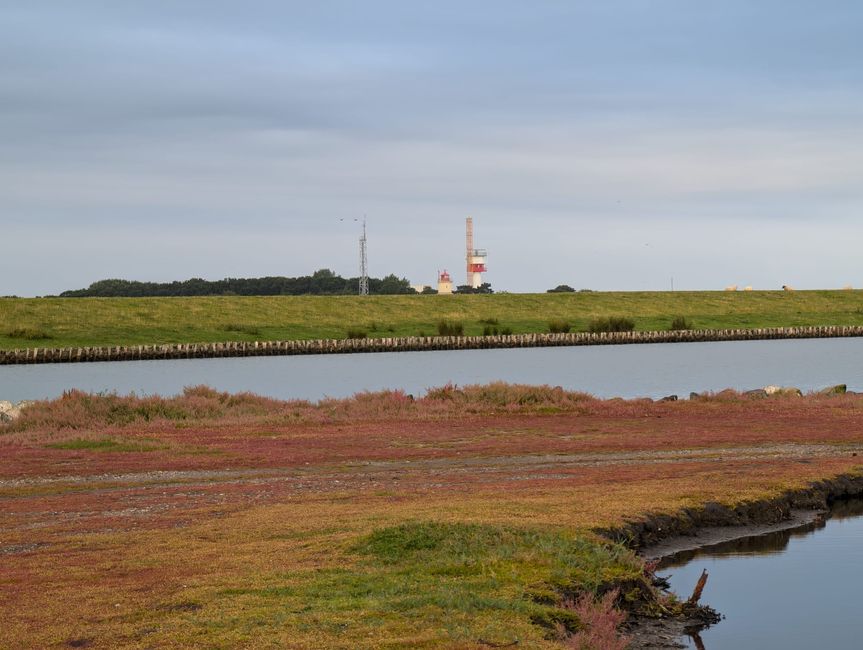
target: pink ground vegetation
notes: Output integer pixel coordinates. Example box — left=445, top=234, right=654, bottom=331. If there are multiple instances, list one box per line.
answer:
left=563, top=590, right=629, bottom=650
left=6, top=381, right=860, bottom=434
left=2, top=384, right=862, bottom=483
left=1, top=382, right=630, bottom=435
left=2, top=457, right=857, bottom=549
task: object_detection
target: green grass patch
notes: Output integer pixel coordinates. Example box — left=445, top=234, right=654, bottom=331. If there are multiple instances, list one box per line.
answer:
left=354, top=522, right=639, bottom=592
left=200, top=521, right=643, bottom=647
left=46, top=437, right=161, bottom=452
left=2, top=290, right=863, bottom=349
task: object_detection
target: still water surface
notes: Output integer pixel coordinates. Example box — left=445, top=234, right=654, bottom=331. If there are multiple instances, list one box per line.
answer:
left=2, top=337, right=863, bottom=402
left=664, top=500, right=863, bottom=649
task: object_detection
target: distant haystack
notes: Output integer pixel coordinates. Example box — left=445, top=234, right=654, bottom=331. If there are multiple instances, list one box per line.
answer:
left=843, top=285, right=854, bottom=290
left=744, top=286, right=753, bottom=291
left=724, top=285, right=738, bottom=291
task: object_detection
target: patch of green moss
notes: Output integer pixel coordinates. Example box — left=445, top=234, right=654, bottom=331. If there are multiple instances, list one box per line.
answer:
left=46, top=437, right=161, bottom=452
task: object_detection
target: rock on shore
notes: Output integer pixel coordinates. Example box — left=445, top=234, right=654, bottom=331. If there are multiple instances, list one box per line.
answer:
left=0, top=400, right=32, bottom=423
left=764, top=385, right=803, bottom=397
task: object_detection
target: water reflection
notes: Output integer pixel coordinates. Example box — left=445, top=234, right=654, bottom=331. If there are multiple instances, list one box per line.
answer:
left=663, top=498, right=863, bottom=649
left=2, top=336, right=863, bottom=403
left=660, top=519, right=825, bottom=568
left=825, top=497, right=863, bottom=519
left=663, top=498, right=863, bottom=570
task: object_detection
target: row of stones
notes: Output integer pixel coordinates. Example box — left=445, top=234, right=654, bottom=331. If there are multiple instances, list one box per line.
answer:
left=2, top=325, right=863, bottom=365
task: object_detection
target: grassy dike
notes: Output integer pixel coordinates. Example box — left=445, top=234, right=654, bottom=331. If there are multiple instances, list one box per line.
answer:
left=2, top=289, right=863, bottom=350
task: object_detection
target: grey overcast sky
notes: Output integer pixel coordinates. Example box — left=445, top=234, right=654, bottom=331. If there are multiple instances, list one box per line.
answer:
left=2, top=1, right=862, bottom=295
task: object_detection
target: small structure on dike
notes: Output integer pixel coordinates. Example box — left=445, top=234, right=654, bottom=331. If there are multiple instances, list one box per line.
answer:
left=437, top=270, right=453, bottom=295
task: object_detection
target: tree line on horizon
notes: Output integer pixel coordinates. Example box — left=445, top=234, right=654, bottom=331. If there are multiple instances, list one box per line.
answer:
left=59, top=269, right=418, bottom=297
left=58, top=270, right=500, bottom=297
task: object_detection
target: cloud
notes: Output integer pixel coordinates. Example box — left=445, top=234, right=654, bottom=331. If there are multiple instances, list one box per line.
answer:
left=1, top=1, right=863, bottom=295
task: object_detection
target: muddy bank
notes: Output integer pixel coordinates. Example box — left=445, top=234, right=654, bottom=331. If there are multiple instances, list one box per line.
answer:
left=642, top=509, right=823, bottom=562
left=600, top=473, right=863, bottom=552
left=598, top=473, right=863, bottom=648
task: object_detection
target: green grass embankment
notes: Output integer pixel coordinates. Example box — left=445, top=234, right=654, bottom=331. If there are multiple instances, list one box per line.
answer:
left=2, top=290, right=863, bottom=350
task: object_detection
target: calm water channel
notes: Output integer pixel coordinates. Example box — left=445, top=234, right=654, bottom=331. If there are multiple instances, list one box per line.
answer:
left=1, top=337, right=863, bottom=402
left=663, top=500, right=863, bottom=649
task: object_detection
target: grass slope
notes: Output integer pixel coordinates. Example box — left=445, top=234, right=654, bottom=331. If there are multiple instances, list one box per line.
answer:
left=2, top=290, right=863, bottom=349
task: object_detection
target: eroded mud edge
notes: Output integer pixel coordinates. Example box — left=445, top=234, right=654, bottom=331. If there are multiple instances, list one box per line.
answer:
left=597, top=472, right=863, bottom=649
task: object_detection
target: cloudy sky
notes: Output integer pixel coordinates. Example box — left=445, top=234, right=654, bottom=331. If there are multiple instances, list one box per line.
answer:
left=2, top=1, right=862, bottom=295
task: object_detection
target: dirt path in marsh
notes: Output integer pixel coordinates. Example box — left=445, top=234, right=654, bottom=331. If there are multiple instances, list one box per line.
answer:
left=3, top=442, right=860, bottom=490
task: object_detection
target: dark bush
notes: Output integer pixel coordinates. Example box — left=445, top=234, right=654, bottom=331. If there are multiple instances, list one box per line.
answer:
left=454, top=283, right=493, bottom=294
left=587, top=317, right=635, bottom=333
left=547, top=285, right=576, bottom=293
left=220, top=323, right=261, bottom=336
left=499, top=327, right=513, bottom=335
left=345, top=328, right=368, bottom=339
left=670, top=316, right=692, bottom=331
left=6, top=328, right=53, bottom=340
left=548, top=320, right=571, bottom=333
left=437, top=321, right=464, bottom=336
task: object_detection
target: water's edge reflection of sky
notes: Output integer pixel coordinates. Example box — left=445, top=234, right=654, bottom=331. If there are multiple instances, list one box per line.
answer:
left=663, top=500, right=863, bottom=650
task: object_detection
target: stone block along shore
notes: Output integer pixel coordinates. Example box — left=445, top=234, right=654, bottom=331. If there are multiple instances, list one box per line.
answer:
left=2, top=325, right=862, bottom=365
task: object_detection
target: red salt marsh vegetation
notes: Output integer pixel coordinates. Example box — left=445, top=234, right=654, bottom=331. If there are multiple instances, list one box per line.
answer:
left=2, top=384, right=862, bottom=649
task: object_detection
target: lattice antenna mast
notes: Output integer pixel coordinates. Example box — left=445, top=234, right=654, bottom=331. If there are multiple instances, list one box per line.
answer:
left=466, top=216, right=473, bottom=287
left=358, top=218, right=369, bottom=296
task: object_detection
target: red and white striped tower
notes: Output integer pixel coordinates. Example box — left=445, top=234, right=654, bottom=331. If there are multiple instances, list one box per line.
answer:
left=465, top=217, right=487, bottom=289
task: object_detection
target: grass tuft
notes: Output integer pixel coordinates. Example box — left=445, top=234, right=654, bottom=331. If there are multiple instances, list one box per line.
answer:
left=587, top=317, right=635, bottom=333
left=670, top=316, right=693, bottom=331
left=219, top=323, right=261, bottom=336
left=6, top=327, right=53, bottom=340
left=437, top=320, right=464, bottom=336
